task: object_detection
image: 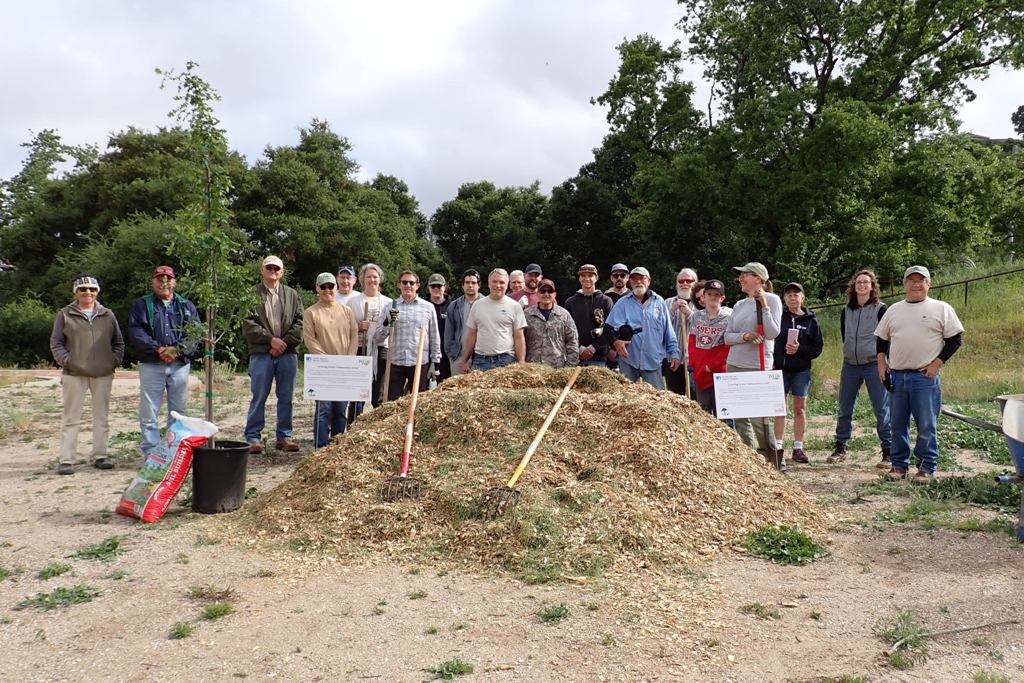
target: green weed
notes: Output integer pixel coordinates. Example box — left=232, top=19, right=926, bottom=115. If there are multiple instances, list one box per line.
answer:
left=538, top=602, right=569, bottom=623
left=424, top=625, right=439, bottom=635
left=200, top=602, right=234, bottom=620
left=422, top=658, right=474, bottom=680
left=37, top=562, right=72, bottom=580
left=15, top=585, right=100, bottom=611
left=0, top=565, right=18, bottom=581
left=739, top=602, right=780, bottom=620
left=187, top=584, right=236, bottom=602
left=407, top=590, right=427, bottom=600
left=875, top=610, right=928, bottom=669
left=744, top=525, right=829, bottom=565
left=70, top=536, right=123, bottom=562
left=169, top=621, right=195, bottom=639
left=970, top=673, right=1009, bottom=683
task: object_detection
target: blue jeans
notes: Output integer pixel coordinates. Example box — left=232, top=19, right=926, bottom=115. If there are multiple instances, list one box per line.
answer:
left=890, top=370, right=942, bottom=474
left=314, top=400, right=347, bottom=449
left=244, top=352, right=297, bottom=442
left=138, top=361, right=191, bottom=454
left=473, top=353, right=514, bottom=371
left=835, top=361, right=891, bottom=449
left=620, top=363, right=666, bottom=390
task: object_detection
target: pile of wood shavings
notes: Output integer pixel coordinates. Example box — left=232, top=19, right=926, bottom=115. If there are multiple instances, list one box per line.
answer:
left=235, top=365, right=829, bottom=583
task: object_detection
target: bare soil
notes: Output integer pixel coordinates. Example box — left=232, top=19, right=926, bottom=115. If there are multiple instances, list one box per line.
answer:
left=0, top=370, right=1021, bottom=682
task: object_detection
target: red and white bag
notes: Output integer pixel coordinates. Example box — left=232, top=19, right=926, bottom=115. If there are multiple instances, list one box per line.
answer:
left=116, top=411, right=218, bottom=523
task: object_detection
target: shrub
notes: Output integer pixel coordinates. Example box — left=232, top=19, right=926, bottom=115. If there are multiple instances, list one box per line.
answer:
left=0, top=297, right=57, bottom=367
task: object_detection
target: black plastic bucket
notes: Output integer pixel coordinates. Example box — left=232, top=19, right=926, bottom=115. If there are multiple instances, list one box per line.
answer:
left=191, top=440, right=250, bottom=514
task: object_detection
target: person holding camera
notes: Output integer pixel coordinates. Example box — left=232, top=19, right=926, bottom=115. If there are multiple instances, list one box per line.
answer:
left=606, top=266, right=679, bottom=389
left=724, top=262, right=783, bottom=460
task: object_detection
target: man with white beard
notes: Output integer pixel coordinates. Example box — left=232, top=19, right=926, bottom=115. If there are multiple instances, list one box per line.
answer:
left=664, top=267, right=698, bottom=396
left=606, top=267, right=679, bottom=389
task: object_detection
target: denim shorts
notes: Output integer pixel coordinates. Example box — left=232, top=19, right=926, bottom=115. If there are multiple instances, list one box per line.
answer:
left=783, top=368, right=811, bottom=398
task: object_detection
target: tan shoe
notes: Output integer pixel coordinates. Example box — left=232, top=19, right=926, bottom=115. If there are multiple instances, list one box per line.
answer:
left=248, top=439, right=263, bottom=455
left=275, top=438, right=300, bottom=452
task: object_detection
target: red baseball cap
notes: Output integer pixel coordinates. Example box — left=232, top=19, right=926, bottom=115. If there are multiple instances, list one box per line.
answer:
left=153, top=265, right=176, bottom=278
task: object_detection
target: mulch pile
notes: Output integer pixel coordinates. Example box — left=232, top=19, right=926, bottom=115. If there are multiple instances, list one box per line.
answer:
left=235, top=365, right=828, bottom=583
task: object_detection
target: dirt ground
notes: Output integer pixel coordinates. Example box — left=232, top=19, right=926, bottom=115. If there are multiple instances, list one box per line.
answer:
left=0, top=369, right=1021, bottom=683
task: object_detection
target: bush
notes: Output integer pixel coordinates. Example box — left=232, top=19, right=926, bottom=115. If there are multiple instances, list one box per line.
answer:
left=0, top=297, right=57, bottom=367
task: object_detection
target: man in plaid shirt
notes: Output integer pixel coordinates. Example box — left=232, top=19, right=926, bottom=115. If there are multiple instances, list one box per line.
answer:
left=373, top=271, right=441, bottom=401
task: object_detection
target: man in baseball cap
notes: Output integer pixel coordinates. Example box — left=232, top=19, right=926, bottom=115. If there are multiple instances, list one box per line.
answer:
left=605, top=263, right=630, bottom=303
left=335, top=264, right=358, bottom=305
left=513, top=263, right=544, bottom=308
left=605, top=265, right=680, bottom=388
left=565, top=264, right=614, bottom=367
left=127, top=264, right=200, bottom=457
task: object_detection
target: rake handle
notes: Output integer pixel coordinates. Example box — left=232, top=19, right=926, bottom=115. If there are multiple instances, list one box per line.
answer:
left=399, top=326, right=427, bottom=476
left=506, top=366, right=583, bottom=488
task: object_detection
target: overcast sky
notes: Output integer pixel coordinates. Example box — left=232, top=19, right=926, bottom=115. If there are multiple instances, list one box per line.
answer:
left=3, top=1, right=1022, bottom=215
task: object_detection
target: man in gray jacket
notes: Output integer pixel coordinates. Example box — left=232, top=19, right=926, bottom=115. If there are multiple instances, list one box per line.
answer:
left=443, top=269, right=482, bottom=376
left=242, top=255, right=304, bottom=454
left=524, top=279, right=579, bottom=368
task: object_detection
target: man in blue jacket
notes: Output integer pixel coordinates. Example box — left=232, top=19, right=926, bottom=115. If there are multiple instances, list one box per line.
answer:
left=606, top=266, right=680, bottom=389
left=127, top=265, right=200, bottom=456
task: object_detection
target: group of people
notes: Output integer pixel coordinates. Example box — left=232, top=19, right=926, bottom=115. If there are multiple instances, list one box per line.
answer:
left=48, top=258, right=964, bottom=484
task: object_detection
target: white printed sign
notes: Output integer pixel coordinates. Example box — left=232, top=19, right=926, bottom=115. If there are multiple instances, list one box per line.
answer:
left=303, top=354, right=373, bottom=402
left=714, top=370, right=787, bottom=419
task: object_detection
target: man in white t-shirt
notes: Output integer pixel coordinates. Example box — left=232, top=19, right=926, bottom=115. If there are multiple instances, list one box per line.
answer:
left=876, top=265, right=964, bottom=483
left=460, top=268, right=527, bottom=371
left=334, top=264, right=358, bottom=305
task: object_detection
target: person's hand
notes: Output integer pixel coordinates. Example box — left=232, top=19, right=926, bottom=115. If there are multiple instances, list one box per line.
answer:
left=742, top=332, right=764, bottom=344
left=606, top=348, right=618, bottom=362
left=877, top=359, right=889, bottom=384
left=785, top=341, right=799, bottom=355
left=669, top=358, right=681, bottom=372
left=579, top=346, right=594, bottom=361
left=754, top=288, right=768, bottom=308
left=270, top=337, right=287, bottom=355
left=613, top=339, right=630, bottom=359
left=704, top=364, right=712, bottom=376
left=158, top=346, right=178, bottom=363
left=461, top=355, right=473, bottom=372
left=359, top=319, right=371, bottom=332
left=389, top=308, right=400, bottom=324
left=923, top=358, right=943, bottom=378
left=675, top=299, right=691, bottom=317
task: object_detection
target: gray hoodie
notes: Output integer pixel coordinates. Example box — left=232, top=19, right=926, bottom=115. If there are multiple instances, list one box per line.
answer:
left=840, top=301, right=887, bottom=365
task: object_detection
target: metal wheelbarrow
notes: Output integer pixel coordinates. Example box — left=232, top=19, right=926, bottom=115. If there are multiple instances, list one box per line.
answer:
left=941, top=394, right=1024, bottom=542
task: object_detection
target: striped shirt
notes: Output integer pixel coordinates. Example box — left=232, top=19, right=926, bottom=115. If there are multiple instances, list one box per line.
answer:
left=372, top=296, right=441, bottom=366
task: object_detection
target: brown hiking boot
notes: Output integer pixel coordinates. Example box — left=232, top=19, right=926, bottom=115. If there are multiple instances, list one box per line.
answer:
left=912, top=470, right=936, bottom=485
left=790, top=448, right=809, bottom=464
left=884, top=468, right=908, bottom=481
left=875, top=447, right=892, bottom=470
left=826, top=442, right=847, bottom=464
left=248, top=439, right=263, bottom=455
left=275, top=438, right=300, bottom=452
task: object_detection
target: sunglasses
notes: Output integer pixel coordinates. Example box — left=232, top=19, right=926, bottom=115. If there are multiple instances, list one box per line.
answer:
left=319, top=283, right=336, bottom=291
left=611, top=273, right=627, bottom=278
left=539, top=288, right=555, bottom=294
left=428, top=283, right=443, bottom=288
left=399, top=280, right=418, bottom=286
left=264, top=265, right=281, bottom=272
left=77, top=287, right=98, bottom=293
left=677, top=278, right=695, bottom=284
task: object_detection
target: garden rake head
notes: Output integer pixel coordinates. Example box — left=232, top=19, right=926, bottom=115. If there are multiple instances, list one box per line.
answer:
left=380, top=474, right=423, bottom=501
left=480, top=485, right=521, bottom=518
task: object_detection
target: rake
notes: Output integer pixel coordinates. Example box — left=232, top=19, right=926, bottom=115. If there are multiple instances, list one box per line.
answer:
left=481, top=366, right=583, bottom=517
left=381, top=326, right=427, bottom=501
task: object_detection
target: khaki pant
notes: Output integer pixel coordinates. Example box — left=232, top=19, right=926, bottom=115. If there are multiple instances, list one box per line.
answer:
left=60, top=374, right=113, bottom=465
left=726, top=364, right=775, bottom=453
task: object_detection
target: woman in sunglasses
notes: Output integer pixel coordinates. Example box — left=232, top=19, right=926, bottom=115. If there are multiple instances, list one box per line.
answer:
left=49, top=273, right=125, bottom=475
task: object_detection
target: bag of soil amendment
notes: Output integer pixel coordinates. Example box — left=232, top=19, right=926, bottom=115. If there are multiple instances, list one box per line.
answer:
left=116, top=411, right=219, bottom=523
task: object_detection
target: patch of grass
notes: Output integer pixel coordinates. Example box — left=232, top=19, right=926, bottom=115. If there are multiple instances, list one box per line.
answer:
left=743, top=525, right=829, bottom=565
left=187, top=584, right=237, bottom=602
left=601, top=633, right=616, bottom=646
left=954, top=517, right=1016, bottom=536
left=970, top=673, right=1009, bottom=683
left=169, top=621, right=195, bottom=639
left=940, top=406, right=1012, bottom=465
left=200, top=602, right=234, bottom=620
left=876, top=498, right=957, bottom=527
left=372, top=600, right=387, bottom=615
left=450, top=622, right=467, bottom=631
left=422, top=658, right=474, bottom=680
left=254, top=568, right=275, bottom=578
left=424, top=625, right=439, bottom=635
left=102, top=570, right=129, bottom=581
left=244, top=486, right=258, bottom=500
left=0, top=565, right=19, bottom=581
left=70, top=536, right=123, bottom=562
left=809, top=611, right=822, bottom=621
left=875, top=610, right=928, bottom=669
left=988, top=650, right=1005, bottom=662
left=916, top=475, right=1020, bottom=514
left=538, top=602, right=569, bottom=623
left=37, top=562, right=72, bottom=580
left=739, top=602, right=781, bottom=620
left=14, top=585, right=100, bottom=611
left=194, top=534, right=221, bottom=546
left=407, top=590, right=427, bottom=600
